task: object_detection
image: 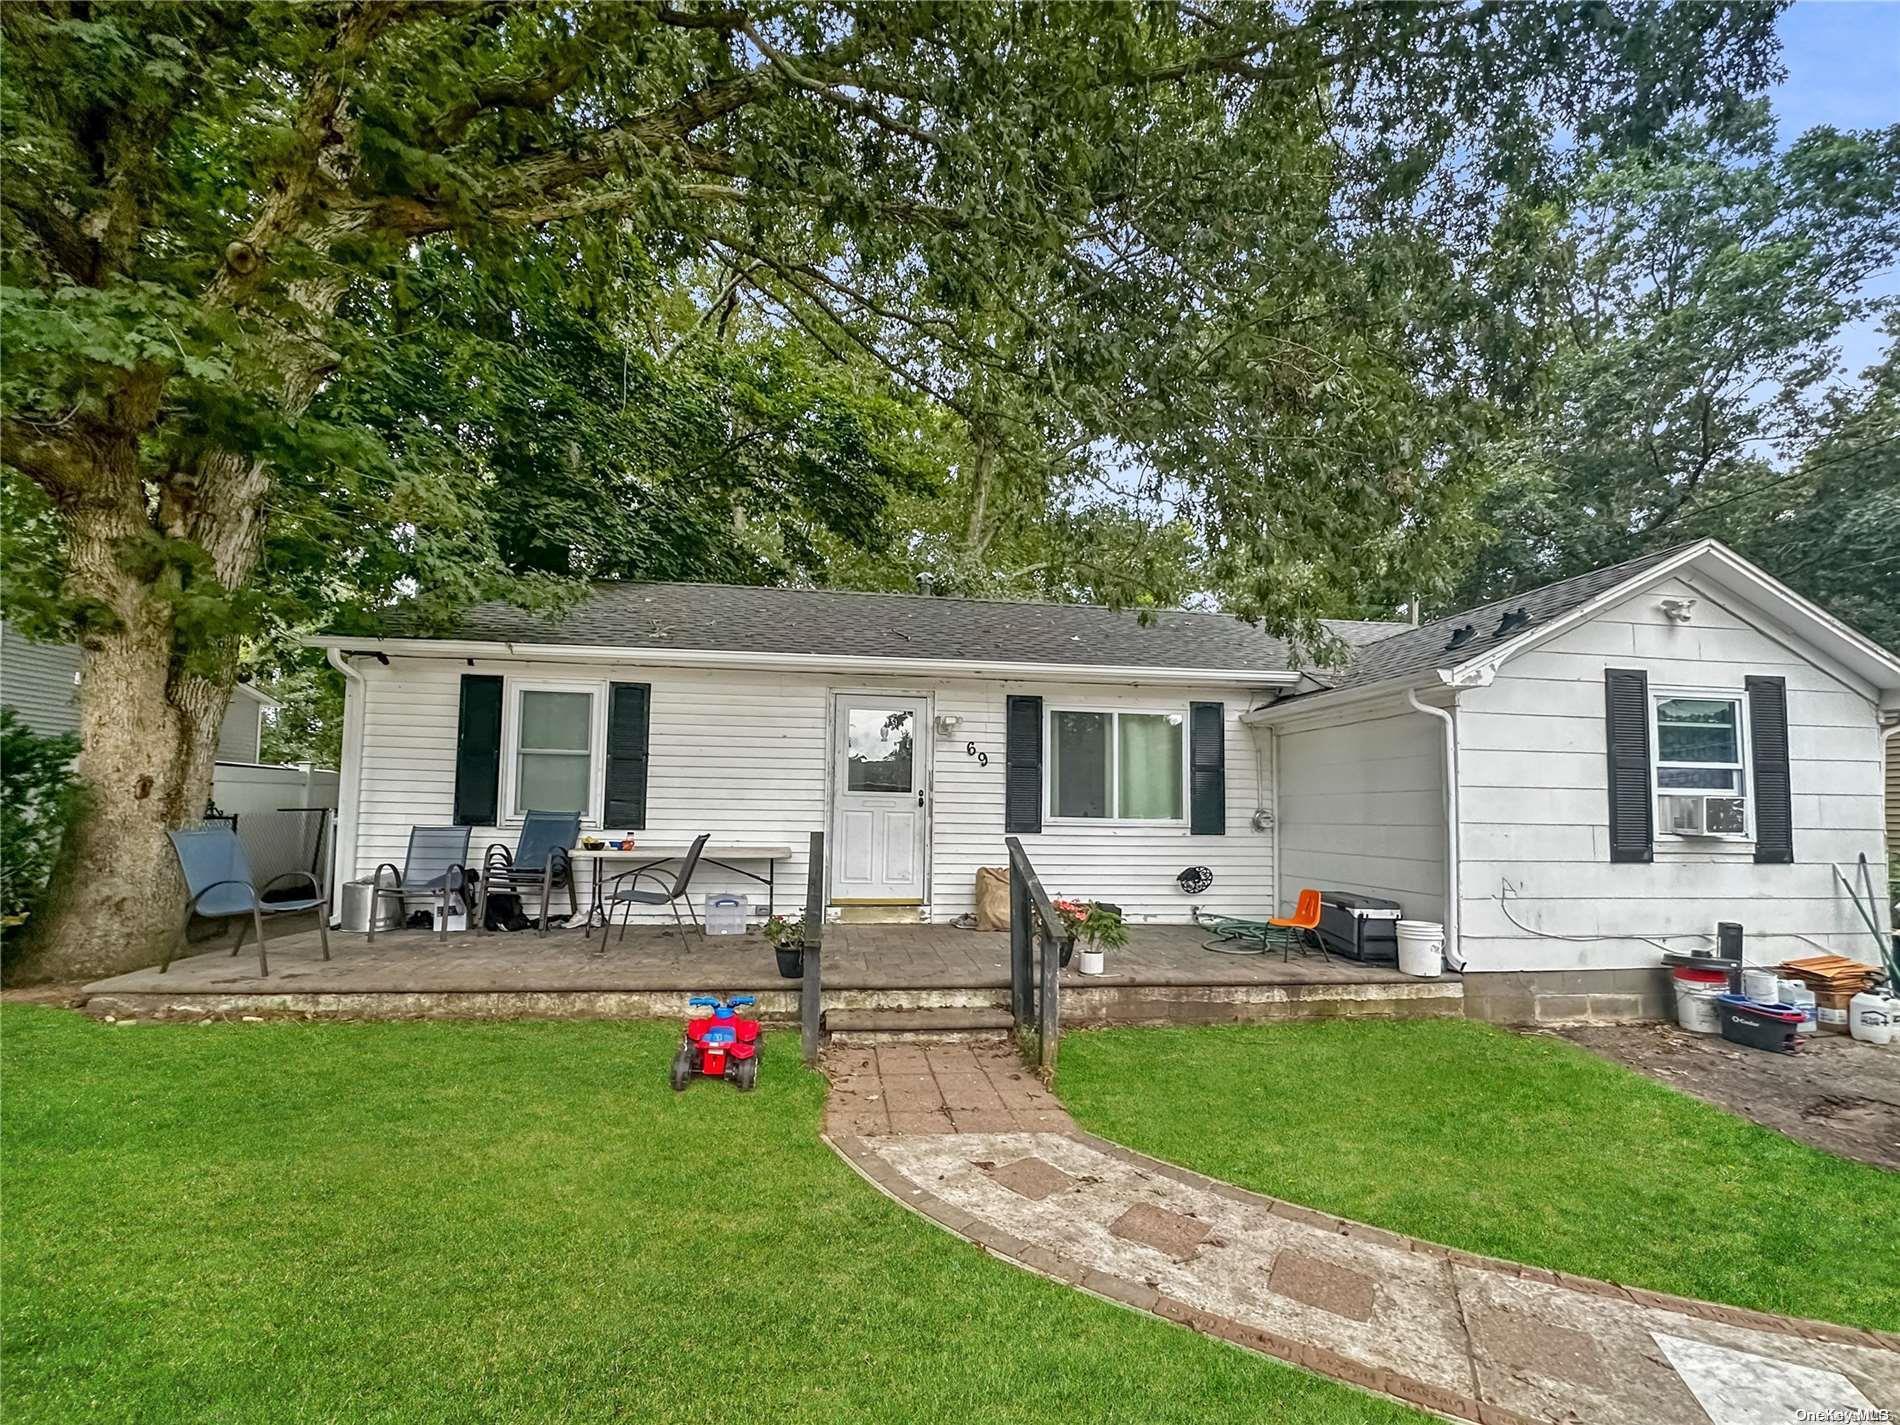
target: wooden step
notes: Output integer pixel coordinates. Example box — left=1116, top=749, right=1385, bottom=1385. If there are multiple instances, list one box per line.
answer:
left=823, top=1006, right=1015, bottom=1042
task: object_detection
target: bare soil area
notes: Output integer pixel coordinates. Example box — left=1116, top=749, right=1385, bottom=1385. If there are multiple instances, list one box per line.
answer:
left=1559, top=1024, right=1900, bottom=1171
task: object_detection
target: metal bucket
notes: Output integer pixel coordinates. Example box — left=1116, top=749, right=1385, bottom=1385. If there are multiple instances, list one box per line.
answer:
left=339, top=879, right=400, bottom=933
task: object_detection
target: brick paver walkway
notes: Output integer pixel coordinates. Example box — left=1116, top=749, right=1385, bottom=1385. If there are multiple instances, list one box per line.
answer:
left=822, top=1044, right=1900, bottom=1425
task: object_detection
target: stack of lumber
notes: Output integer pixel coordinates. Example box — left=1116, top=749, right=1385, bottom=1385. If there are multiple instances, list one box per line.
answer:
left=1777, top=954, right=1882, bottom=995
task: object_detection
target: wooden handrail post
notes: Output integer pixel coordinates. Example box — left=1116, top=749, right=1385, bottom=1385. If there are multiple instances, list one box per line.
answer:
left=1005, top=836, right=1063, bottom=1076
left=801, top=830, right=825, bottom=1066
left=1037, top=921, right=1060, bottom=1075
left=1008, top=855, right=1032, bottom=1025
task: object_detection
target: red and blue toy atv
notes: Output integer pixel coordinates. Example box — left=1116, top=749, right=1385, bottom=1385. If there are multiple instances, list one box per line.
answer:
left=671, top=995, right=761, bottom=1091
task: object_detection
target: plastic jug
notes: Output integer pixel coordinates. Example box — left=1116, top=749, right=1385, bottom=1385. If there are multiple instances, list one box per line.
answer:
left=1848, top=991, right=1893, bottom=1046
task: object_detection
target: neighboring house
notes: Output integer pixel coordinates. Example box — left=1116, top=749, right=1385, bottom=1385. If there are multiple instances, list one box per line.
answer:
left=1888, top=733, right=1900, bottom=867
left=0, top=619, right=337, bottom=814
left=310, top=539, right=1899, bottom=1021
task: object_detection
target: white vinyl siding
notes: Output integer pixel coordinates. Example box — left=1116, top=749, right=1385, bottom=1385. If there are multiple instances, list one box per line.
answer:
left=344, top=661, right=1274, bottom=924
left=215, top=697, right=264, bottom=763
left=1274, top=708, right=1446, bottom=925
left=0, top=621, right=81, bottom=738
left=1455, top=575, right=1891, bottom=971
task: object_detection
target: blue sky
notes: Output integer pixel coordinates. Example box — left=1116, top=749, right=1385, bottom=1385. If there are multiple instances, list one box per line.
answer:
left=1775, top=1, right=1900, bottom=379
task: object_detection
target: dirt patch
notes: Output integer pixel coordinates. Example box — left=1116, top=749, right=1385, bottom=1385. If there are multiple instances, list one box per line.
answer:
left=1557, top=1024, right=1900, bottom=1171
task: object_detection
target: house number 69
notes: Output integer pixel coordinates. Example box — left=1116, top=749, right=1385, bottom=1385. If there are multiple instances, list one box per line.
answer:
left=965, top=740, right=989, bottom=768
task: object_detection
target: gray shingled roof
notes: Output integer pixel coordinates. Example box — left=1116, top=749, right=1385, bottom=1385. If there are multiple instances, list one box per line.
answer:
left=1292, top=544, right=1693, bottom=698
left=387, top=581, right=1307, bottom=674
left=363, top=547, right=1694, bottom=685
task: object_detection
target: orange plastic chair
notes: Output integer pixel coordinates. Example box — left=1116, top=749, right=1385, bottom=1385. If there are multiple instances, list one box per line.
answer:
left=1266, top=888, right=1325, bottom=962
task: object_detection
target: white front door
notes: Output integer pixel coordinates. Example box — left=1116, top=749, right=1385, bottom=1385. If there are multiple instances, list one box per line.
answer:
left=830, top=695, right=928, bottom=902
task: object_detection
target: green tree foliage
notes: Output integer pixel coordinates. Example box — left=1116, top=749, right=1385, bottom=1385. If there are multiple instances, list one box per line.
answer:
left=0, top=710, right=83, bottom=932
left=0, top=1, right=1780, bottom=977
left=1738, top=327, right=1900, bottom=650
left=1449, top=104, right=1900, bottom=630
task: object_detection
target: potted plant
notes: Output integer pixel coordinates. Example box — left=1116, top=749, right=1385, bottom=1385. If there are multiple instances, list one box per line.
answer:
left=764, top=912, right=807, bottom=979
left=1055, top=898, right=1128, bottom=976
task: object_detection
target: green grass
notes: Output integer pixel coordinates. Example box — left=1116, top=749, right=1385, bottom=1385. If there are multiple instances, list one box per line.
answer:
left=1, top=1008, right=1421, bottom=1425
left=1058, top=1018, right=1900, bottom=1333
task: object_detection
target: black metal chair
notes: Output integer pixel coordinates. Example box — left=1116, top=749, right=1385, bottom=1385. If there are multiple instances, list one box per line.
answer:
left=368, top=826, right=473, bottom=942
left=606, top=833, right=711, bottom=951
left=165, top=826, right=330, bottom=977
left=477, top=811, right=580, bottom=936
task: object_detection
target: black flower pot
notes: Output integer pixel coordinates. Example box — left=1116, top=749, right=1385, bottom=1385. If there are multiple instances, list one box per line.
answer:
left=1058, top=934, right=1076, bottom=968
left=774, top=943, right=805, bottom=980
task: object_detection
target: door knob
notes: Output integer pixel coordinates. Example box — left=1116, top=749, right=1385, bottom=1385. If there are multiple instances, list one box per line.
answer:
left=916, top=790, right=925, bottom=807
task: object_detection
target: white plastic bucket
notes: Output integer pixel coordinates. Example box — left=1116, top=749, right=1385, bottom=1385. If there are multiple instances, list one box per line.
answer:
left=1672, top=967, right=1727, bottom=1034
left=1673, top=984, right=1723, bottom=1035
left=1741, top=967, right=1779, bottom=1004
left=1395, top=921, right=1445, bottom=978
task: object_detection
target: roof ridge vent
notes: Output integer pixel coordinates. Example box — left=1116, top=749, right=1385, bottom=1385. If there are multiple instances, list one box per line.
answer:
left=1444, top=623, right=1478, bottom=651
left=1495, top=607, right=1534, bottom=638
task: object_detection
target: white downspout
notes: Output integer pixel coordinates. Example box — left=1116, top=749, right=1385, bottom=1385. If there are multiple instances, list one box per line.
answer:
left=325, top=647, right=367, bottom=921
left=1882, top=720, right=1900, bottom=938
left=1407, top=687, right=1461, bottom=967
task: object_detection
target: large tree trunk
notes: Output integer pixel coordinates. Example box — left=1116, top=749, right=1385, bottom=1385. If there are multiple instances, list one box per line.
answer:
left=6, top=457, right=251, bottom=985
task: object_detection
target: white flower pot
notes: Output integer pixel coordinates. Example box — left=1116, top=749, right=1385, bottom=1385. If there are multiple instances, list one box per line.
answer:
left=1078, top=948, right=1105, bottom=976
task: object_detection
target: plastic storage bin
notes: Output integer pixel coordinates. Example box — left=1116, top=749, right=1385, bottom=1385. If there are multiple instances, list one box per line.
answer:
left=704, top=894, right=748, bottom=936
left=1715, top=995, right=1802, bottom=1054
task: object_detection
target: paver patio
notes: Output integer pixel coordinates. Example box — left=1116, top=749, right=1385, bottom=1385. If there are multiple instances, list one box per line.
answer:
left=84, top=921, right=1433, bottom=995
left=824, top=1042, right=1900, bottom=1425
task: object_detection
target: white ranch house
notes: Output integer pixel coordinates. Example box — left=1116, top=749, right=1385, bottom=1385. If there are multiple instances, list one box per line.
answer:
left=311, top=539, right=1899, bottom=1021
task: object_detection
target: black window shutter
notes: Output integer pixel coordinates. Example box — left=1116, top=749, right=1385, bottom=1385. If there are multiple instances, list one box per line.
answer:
left=452, top=674, right=504, bottom=826
left=604, top=682, right=651, bottom=830
left=1746, top=675, right=1793, bottom=864
left=1604, top=668, right=1653, bottom=863
left=1189, top=701, right=1226, bottom=835
left=1004, top=695, right=1043, bottom=834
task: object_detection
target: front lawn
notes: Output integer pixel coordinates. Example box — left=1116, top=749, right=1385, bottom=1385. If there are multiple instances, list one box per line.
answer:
left=1, top=1008, right=1420, bottom=1425
left=1059, top=1019, right=1900, bottom=1333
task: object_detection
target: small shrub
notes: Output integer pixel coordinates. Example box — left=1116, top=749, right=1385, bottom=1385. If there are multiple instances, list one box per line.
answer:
left=0, top=708, right=82, bottom=928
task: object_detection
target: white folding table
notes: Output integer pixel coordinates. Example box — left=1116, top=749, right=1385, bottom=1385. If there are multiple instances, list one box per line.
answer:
left=571, top=844, right=794, bottom=934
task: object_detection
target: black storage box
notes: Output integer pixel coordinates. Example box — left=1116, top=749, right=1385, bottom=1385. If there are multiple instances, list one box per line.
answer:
left=1315, top=892, right=1402, bottom=963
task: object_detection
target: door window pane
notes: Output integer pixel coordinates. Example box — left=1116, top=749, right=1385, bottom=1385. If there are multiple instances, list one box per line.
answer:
left=1051, top=711, right=1110, bottom=818
left=1117, top=713, right=1183, bottom=819
left=847, top=708, right=914, bottom=793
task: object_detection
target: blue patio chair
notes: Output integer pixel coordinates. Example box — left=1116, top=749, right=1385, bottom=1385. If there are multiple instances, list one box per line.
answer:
left=165, top=825, right=330, bottom=977
left=368, top=826, right=473, bottom=943
left=477, top=811, right=580, bottom=937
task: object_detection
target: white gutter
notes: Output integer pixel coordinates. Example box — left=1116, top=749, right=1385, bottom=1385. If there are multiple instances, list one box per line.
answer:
left=1407, top=686, right=1463, bottom=969
left=302, top=635, right=1298, bottom=689
left=325, top=647, right=367, bottom=920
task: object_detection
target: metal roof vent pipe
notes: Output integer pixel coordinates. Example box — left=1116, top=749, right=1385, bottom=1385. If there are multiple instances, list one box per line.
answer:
left=915, top=573, right=936, bottom=596
left=1444, top=623, right=1477, bottom=651
left=1495, top=607, right=1533, bottom=638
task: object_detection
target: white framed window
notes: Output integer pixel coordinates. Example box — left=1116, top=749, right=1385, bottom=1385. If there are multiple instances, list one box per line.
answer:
left=1650, top=689, right=1750, bottom=840
left=1046, top=708, right=1187, bottom=823
left=502, top=679, right=606, bottom=823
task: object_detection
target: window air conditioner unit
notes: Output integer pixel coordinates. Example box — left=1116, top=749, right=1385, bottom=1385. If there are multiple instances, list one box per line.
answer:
left=1661, top=794, right=1745, bottom=837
